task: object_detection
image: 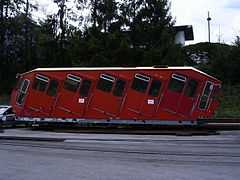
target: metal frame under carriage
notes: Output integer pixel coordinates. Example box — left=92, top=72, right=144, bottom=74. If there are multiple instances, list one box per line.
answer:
left=16, top=117, right=197, bottom=126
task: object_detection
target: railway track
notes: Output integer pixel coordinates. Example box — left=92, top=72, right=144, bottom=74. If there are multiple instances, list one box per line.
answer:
left=198, top=118, right=240, bottom=123
left=198, top=118, right=240, bottom=130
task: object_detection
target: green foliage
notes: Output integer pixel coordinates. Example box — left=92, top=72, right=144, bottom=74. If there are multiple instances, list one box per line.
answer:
left=213, top=85, right=240, bottom=117
left=184, top=42, right=240, bottom=85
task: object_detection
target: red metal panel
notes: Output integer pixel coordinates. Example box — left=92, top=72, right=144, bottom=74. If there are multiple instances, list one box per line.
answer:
left=177, top=78, right=200, bottom=118
left=139, top=78, right=165, bottom=118
left=52, top=74, right=95, bottom=118
left=88, top=74, right=127, bottom=118
left=159, top=73, right=185, bottom=115
left=22, top=74, right=60, bottom=117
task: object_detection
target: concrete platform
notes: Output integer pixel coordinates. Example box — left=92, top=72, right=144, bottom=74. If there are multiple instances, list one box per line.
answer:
left=0, top=127, right=239, bottom=141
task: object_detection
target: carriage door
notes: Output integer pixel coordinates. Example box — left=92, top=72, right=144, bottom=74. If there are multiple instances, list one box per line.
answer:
left=55, top=74, right=81, bottom=116
left=43, top=79, right=60, bottom=115
left=124, top=73, right=151, bottom=118
left=140, top=79, right=163, bottom=117
left=25, top=74, right=49, bottom=114
left=160, top=74, right=187, bottom=115
left=176, top=79, right=199, bottom=117
left=71, top=78, right=94, bottom=116
left=26, top=74, right=59, bottom=116
left=90, top=74, right=127, bottom=118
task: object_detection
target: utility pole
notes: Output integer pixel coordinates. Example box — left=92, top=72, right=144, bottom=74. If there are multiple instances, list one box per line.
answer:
left=207, top=11, right=211, bottom=43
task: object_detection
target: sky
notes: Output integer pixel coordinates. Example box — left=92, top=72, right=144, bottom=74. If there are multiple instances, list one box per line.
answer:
left=35, top=0, right=240, bottom=45
left=170, top=0, right=240, bottom=45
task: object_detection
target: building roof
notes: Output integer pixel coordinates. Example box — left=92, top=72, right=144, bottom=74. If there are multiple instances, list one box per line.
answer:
left=174, top=25, right=194, bottom=41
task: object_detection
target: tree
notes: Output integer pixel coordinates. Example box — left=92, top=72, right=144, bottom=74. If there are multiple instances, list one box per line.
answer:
left=185, top=42, right=240, bottom=84
left=0, top=0, right=25, bottom=94
left=89, top=0, right=118, bottom=33
left=37, top=15, right=59, bottom=67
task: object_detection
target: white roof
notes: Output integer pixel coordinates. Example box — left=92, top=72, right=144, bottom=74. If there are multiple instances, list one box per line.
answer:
left=23, top=66, right=221, bottom=82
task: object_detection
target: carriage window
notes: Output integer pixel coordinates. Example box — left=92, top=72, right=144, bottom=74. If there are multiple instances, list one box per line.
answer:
left=63, top=74, right=81, bottom=93
left=213, top=85, right=221, bottom=102
left=131, top=73, right=150, bottom=93
left=21, top=79, right=30, bottom=93
left=16, top=79, right=30, bottom=105
left=113, top=79, right=126, bottom=97
left=97, top=74, right=115, bottom=93
left=79, top=80, right=92, bottom=97
left=32, top=74, right=49, bottom=92
left=199, top=81, right=214, bottom=110
left=148, top=79, right=162, bottom=97
left=46, top=80, right=59, bottom=97
left=184, top=80, right=198, bottom=98
left=168, top=74, right=186, bottom=93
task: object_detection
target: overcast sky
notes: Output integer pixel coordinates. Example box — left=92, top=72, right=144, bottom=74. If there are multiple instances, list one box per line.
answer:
left=36, top=0, right=240, bottom=45
left=171, top=0, right=240, bottom=45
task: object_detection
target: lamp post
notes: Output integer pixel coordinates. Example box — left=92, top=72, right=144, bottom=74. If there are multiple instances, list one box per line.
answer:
left=207, top=11, right=211, bottom=42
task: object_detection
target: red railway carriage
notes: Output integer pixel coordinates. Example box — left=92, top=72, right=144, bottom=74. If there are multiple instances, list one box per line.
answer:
left=11, top=66, right=222, bottom=125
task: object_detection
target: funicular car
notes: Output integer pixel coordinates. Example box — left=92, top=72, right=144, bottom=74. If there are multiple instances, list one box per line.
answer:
left=11, top=66, right=222, bottom=125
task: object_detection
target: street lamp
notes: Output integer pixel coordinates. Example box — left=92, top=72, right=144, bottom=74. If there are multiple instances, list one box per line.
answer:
left=207, top=11, right=211, bottom=42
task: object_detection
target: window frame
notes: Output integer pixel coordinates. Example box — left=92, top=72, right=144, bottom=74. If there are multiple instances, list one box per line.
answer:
left=96, top=74, right=115, bottom=93
left=198, top=81, right=214, bottom=110
left=148, top=79, right=162, bottom=97
left=79, top=79, right=92, bottom=97
left=16, top=79, right=30, bottom=105
left=46, top=79, right=59, bottom=97
left=168, top=73, right=186, bottom=93
left=32, top=74, right=49, bottom=93
left=184, top=79, right=199, bottom=98
left=63, top=74, right=81, bottom=93
left=131, top=73, right=150, bottom=94
left=113, top=79, right=126, bottom=97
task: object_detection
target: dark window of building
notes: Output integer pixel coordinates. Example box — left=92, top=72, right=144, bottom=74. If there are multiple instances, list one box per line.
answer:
left=168, top=74, right=186, bottom=93
left=184, top=80, right=198, bottom=98
left=131, top=73, right=150, bottom=93
left=79, top=80, right=92, bottom=97
left=32, top=74, right=49, bottom=92
left=148, top=79, right=162, bottom=97
left=96, top=74, right=115, bottom=93
left=46, top=80, right=59, bottom=97
left=113, top=79, right=126, bottom=97
left=63, top=74, right=81, bottom=93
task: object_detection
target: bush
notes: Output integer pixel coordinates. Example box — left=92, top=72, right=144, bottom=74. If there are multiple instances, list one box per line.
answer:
left=213, top=84, right=240, bottom=117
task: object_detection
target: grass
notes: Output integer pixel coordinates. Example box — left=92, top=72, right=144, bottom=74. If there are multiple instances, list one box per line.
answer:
left=0, top=94, right=11, bottom=105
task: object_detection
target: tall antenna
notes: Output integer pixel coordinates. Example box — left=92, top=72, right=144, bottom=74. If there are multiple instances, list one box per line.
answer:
left=207, top=11, right=211, bottom=42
